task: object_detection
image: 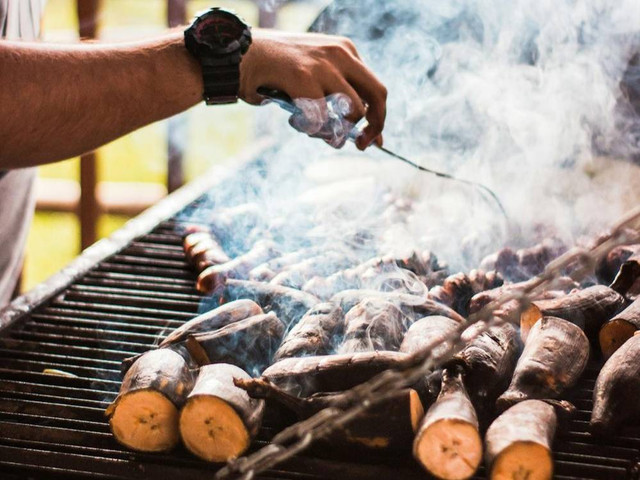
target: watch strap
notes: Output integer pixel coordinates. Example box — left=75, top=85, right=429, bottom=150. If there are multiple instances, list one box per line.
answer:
left=202, top=62, right=240, bottom=105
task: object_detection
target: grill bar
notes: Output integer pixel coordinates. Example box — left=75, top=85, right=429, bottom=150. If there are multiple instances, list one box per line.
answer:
left=0, top=390, right=109, bottom=409
left=0, top=369, right=120, bottom=391
left=110, top=254, right=189, bottom=270
left=34, top=308, right=186, bottom=327
left=85, top=270, right=195, bottom=285
left=0, top=347, right=121, bottom=367
left=49, top=300, right=195, bottom=319
left=0, top=358, right=119, bottom=379
left=20, top=323, right=163, bottom=344
left=0, top=141, right=639, bottom=479
left=95, top=262, right=195, bottom=279
left=125, top=244, right=187, bottom=260
left=9, top=331, right=151, bottom=353
left=77, top=278, right=198, bottom=294
left=59, top=292, right=200, bottom=312
left=139, top=233, right=184, bottom=245
left=69, top=284, right=201, bottom=302
left=28, top=315, right=180, bottom=335
left=0, top=380, right=116, bottom=402
left=0, top=338, right=138, bottom=361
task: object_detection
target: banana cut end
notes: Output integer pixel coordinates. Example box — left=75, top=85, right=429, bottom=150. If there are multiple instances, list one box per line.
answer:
left=414, top=418, right=482, bottom=480
left=179, top=395, right=250, bottom=462
left=490, top=441, right=552, bottom=480
left=109, top=389, right=179, bottom=452
left=600, top=319, right=636, bottom=359
left=520, top=305, right=542, bottom=343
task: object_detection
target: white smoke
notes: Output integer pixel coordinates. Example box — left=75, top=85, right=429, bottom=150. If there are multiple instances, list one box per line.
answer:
left=190, top=0, right=640, bottom=275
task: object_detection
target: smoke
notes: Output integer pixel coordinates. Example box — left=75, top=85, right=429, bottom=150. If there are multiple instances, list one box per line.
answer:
left=178, top=0, right=640, bottom=321
left=338, top=297, right=413, bottom=353
left=311, top=0, right=640, bottom=240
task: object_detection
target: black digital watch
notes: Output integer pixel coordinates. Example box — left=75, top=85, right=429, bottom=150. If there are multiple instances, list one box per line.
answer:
left=184, top=8, right=252, bottom=105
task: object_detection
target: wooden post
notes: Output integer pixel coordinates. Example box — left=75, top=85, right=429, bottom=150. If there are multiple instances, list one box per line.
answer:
left=168, top=0, right=187, bottom=28
left=256, top=0, right=297, bottom=28
left=79, top=154, right=98, bottom=250
left=167, top=0, right=187, bottom=193
left=77, top=0, right=101, bottom=250
left=257, top=0, right=279, bottom=28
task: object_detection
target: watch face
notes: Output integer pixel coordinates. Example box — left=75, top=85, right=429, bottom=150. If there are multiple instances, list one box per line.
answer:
left=192, top=9, right=250, bottom=54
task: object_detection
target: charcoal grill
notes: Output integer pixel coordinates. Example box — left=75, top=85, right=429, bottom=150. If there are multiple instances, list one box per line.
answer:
left=0, top=142, right=639, bottom=480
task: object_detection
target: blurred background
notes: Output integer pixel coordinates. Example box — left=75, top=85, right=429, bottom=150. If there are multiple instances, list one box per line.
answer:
left=24, top=0, right=326, bottom=290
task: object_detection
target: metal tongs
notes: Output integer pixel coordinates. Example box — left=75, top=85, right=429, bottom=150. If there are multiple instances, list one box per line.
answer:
left=258, top=87, right=508, bottom=221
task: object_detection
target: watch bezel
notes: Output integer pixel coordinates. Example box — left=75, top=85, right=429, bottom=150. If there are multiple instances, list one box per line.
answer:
left=185, top=8, right=252, bottom=59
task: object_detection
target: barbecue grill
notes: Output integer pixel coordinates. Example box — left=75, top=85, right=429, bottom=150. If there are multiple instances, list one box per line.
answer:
left=4, top=0, right=640, bottom=476
left=0, top=139, right=639, bottom=480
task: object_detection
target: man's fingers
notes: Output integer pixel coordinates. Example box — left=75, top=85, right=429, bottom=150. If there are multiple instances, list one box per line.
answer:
left=341, top=37, right=361, bottom=60
left=339, top=59, right=387, bottom=149
left=242, top=29, right=386, bottom=148
left=244, top=85, right=267, bottom=105
left=358, top=88, right=387, bottom=148
left=323, top=48, right=387, bottom=149
left=355, top=123, right=387, bottom=150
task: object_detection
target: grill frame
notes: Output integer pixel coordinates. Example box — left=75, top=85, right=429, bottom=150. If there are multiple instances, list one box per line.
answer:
left=1, top=141, right=640, bottom=479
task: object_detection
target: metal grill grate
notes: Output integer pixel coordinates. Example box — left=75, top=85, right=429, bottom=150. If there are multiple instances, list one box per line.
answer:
left=1, top=152, right=640, bottom=479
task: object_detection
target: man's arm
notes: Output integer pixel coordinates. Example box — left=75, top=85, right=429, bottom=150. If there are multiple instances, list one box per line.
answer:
left=0, top=29, right=386, bottom=169
left=0, top=32, right=200, bottom=168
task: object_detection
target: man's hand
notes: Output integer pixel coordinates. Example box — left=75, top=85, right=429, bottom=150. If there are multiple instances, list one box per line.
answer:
left=239, top=29, right=387, bottom=150
left=0, top=29, right=386, bottom=169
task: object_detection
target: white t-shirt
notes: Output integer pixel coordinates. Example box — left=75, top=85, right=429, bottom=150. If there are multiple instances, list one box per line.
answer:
left=0, top=0, right=45, bottom=307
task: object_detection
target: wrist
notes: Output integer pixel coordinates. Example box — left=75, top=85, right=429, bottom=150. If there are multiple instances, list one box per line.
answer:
left=157, top=32, right=203, bottom=109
